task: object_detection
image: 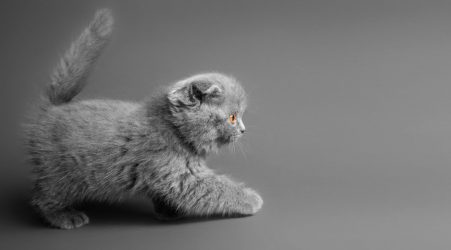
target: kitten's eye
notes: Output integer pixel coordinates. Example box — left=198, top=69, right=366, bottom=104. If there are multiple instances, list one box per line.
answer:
left=228, top=114, right=237, bottom=125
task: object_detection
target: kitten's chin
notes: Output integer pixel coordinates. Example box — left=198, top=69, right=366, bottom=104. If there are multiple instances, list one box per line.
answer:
left=215, top=136, right=232, bottom=147
left=214, top=135, right=241, bottom=148
left=198, top=136, right=240, bottom=155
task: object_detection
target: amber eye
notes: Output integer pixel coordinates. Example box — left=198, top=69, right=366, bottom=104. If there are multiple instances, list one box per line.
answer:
left=229, top=114, right=237, bottom=125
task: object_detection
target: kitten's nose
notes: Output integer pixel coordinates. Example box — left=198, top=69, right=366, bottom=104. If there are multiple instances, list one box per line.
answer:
left=239, top=122, right=246, bottom=134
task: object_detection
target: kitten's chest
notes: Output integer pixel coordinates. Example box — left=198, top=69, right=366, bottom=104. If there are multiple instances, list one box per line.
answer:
left=185, top=158, right=212, bottom=177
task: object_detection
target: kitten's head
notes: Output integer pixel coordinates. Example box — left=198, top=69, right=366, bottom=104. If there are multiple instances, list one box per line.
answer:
left=166, top=73, right=247, bottom=155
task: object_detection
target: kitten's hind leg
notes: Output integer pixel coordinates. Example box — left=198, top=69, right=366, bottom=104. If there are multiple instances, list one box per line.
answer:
left=31, top=189, right=89, bottom=229
left=40, top=208, right=90, bottom=229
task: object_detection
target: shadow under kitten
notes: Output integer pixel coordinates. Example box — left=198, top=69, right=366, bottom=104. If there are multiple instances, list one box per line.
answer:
left=4, top=190, right=241, bottom=228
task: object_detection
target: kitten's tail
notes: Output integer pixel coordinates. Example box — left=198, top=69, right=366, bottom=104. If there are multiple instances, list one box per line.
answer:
left=44, top=9, right=113, bottom=106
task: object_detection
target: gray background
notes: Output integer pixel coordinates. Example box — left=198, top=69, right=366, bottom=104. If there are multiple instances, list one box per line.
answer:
left=1, top=0, right=451, bottom=249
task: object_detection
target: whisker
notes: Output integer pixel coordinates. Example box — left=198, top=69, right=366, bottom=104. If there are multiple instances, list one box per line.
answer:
left=244, top=125, right=259, bottom=128
left=237, top=141, right=247, bottom=159
left=227, top=141, right=234, bottom=154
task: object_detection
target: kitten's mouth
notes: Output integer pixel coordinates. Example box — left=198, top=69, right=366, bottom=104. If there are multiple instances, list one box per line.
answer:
left=215, top=134, right=241, bottom=147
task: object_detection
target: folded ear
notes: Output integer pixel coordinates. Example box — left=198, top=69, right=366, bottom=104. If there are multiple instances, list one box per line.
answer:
left=168, top=81, right=223, bottom=107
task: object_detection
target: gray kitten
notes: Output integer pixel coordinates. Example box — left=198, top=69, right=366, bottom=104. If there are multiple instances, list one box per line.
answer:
left=24, top=9, right=263, bottom=229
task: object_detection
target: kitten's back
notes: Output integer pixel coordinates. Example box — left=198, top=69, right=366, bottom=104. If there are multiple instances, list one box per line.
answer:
left=26, top=100, right=141, bottom=166
left=39, top=99, right=139, bottom=141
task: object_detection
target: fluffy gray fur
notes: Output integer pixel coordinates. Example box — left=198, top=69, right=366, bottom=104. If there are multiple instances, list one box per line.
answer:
left=24, top=9, right=263, bottom=229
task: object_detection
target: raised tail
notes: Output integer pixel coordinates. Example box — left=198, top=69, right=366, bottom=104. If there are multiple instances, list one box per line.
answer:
left=44, top=9, right=113, bottom=105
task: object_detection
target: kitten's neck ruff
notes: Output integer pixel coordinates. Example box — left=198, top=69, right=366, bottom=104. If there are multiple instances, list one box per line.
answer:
left=143, top=95, right=210, bottom=158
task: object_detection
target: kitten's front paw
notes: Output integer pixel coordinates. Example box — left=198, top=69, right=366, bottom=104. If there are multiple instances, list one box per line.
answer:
left=242, top=188, right=263, bottom=215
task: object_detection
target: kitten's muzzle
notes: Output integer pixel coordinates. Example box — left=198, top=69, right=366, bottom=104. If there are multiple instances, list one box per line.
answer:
left=238, top=119, right=246, bottom=134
